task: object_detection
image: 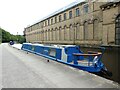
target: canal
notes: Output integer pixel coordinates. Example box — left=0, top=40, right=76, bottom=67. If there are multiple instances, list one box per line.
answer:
left=80, top=45, right=120, bottom=84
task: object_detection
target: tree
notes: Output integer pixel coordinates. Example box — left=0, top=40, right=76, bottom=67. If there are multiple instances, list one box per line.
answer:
left=0, top=28, right=26, bottom=43
left=16, top=35, right=26, bottom=44
left=0, top=28, right=2, bottom=43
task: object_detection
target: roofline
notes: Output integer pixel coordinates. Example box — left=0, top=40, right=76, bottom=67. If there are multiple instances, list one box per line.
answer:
left=100, top=1, right=120, bottom=9
left=25, top=1, right=87, bottom=29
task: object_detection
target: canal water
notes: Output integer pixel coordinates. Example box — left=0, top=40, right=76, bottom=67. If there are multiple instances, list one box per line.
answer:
left=80, top=45, right=120, bottom=84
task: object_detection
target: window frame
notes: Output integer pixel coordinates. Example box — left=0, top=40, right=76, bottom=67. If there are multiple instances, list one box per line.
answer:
left=69, top=11, right=72, bottom=19
left=59, top=15, right=62, bottom=22
left=48, top=19, right=50, bottom=26
left=76, top=8, right=80, bottom=17
left=55, top=16, right=57, bottom=23
left=51, top=18, right=53, bottom=25
left=84, top=4, right=89, bottom=13
left=64, top=13, right=67, bottom=20
left=45, top=21, right=47, bottom=26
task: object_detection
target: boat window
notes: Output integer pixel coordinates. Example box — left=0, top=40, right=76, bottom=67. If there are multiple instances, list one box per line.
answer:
left=32, top=46, right=35, bottom=51
left=49, top=48, right=56, bottom=57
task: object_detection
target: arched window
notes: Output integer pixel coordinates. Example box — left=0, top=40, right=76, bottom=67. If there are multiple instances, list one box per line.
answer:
left=48, top=29, right=50, bottom=41
left=59, top=27, right=62, bottom=40
left=70, top=24, right=73, bottom=40
left=76, top=23, right=80, bottom=40
left=55, top=27, right=58, bottom=41
left=64, top=25, right=67, bottom=40
left=53, top=28, right=56, bottom=41
left=39, top=32, right=41, bottom=41
left=42, top=31, right=44, bottom=41
left=84, top=21, right=88, bottom=40
left=45, top=30, right=47, bottom=41
left=115, top=14, right=120, bottom=45
left=36, top=32, right=38, bottom=41
left=43, top=30, right=46, bottom=41
left=61, top=26, right=64, bottom=41
left=93, top=19, right=99, bottom=40
left=51, top=28, right=53, bottom=41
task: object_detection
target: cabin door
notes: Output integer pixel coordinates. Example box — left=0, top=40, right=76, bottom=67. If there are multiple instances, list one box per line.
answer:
left=115, top=14, right=120, bottom=45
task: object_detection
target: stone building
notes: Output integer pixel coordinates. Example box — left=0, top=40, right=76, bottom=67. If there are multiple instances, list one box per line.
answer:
left=24, top=0, right=120, bottom=46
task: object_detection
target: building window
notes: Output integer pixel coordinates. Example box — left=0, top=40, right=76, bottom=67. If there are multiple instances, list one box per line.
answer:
left=51, top=18, right=53, bottom=25
left=48, top=19, right=50, bottom=25
left=84, top=4, right=89, bottom=13
left=55, top=16, right=57, bottom=23
left=84, top=21, right=88, bottom=40
left=59, top=27, right=62, bottom=40
left=64, top=13, right=67, bottom=20
left=76, top=24, right=80, bottom=40
left=44, top=22, right=45, bottom=27
left=48, top=29, right=50, bottom=41
left=45, top=30, right=47, bottom=41
left=70, top=25, right=73, bottom=40
left=93, top=19, right=99, bottom=40
left=45, top=21, right=47, bottom=26
left=59, top=15, right=61, bottom=22
left=53, top=29, right=56, bottom=41
left=69, top=11, right=72, bottom=19
left=55, top=28, right=58, bottom=40
left=64, top=26, right=67, bottom=40
left=76, top=8, right=80, bottom=16
left=51, top=28, right=53, bottom=41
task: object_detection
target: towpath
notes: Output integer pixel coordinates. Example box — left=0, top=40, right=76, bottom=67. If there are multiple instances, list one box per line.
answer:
left=0, top=43, right=120, bottom=88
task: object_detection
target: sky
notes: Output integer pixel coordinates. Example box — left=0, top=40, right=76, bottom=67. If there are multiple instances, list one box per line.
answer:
left=0, top=0, right=76, bottom=35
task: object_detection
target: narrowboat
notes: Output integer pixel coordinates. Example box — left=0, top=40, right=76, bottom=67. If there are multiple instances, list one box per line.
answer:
left=21, top=43, right=108, bottom=73
left=9, top=40, right=14, bottom=45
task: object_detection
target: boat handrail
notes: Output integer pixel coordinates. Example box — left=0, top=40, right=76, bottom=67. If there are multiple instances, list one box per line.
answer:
left=87, top=51, right=100, bottom=54
left=73, top=52, right=102, bottom=56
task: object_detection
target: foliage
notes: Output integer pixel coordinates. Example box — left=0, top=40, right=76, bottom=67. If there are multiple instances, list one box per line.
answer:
left=16, top=35, right=26, bottom=44
left=0, top=28, right=26, bottom=44
left=0, top=29, right=2, bottom=43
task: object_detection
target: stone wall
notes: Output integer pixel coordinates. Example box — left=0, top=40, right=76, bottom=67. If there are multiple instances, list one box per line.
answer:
left=24, top=1, right=120, bottom=46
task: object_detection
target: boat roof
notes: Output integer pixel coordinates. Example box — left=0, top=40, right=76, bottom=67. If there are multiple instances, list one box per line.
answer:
left=23, top=43, right=32, bottom=45
left=23, top=43, right=77, bottom=48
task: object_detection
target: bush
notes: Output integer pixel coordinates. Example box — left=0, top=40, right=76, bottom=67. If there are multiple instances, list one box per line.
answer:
left=0, top=28, right=26, bottom=43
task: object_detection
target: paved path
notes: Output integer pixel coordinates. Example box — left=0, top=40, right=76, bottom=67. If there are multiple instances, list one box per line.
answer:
left=1, top=43, right=120, bottom=88
left=0, top=44, right=2, bottom=89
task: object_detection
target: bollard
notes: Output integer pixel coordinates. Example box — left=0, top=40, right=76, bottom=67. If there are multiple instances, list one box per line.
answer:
left=47, top=60, right=49, bottom=62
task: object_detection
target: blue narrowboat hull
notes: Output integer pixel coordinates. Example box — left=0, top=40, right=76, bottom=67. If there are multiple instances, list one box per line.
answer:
left=21, top=43, right=106, bottom=73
